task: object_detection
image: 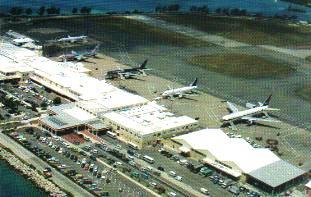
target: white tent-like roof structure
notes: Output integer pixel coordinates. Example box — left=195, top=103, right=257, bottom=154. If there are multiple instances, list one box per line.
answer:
left=173, top=128, right=280, bottom=174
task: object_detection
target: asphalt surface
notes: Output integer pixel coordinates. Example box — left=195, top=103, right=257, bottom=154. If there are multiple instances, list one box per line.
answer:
left=100, top=135, right=236, bottom=197
left=104, top=15, right=311, bottom=130
left=16, top=129, right=153, bottom=197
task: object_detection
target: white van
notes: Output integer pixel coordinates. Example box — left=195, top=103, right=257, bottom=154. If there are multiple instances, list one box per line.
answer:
left=200, top=188, right=209, bottom=195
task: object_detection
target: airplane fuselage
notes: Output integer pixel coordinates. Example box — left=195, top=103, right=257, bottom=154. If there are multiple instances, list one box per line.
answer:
left=58, top=36, right=87, bottom=42
left=222, top=105, right=269, bottom=122
left=162, top=86, right=197, bottom=97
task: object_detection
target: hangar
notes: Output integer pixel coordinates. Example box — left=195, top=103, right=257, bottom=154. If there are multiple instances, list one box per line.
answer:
left=173, top=128, right=305, bottom=191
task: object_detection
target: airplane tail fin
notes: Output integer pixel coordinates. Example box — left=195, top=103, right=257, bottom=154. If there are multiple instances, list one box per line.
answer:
left=140, top=59, right=148, bottom=69
left=92, top=44, right=100, bottom=53
left=190, top=78, right=198, bottom=87
left=263, top=94, right=272, bottom=106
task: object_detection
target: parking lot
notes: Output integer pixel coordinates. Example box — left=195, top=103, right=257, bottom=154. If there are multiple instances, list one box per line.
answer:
left=9, top=128, right=150, bottom=197
left=99, top=134, right=263, bottom=197
left=0, top=80, right=69, bottom=122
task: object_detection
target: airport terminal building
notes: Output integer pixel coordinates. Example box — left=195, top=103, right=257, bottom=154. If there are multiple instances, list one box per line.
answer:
left=0, top=41, right=197, bottom=147
left=173, top=128, right=306, bottom=193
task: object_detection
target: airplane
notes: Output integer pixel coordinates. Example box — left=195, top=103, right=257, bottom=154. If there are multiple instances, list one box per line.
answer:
left=57, top=35, right=88, bottom=43
left=156, top=78, right=198, bottom=100
left=105, top=59, right=150, bottom=79
left=221, top=95, right=280, bottom=129
left=58, top=53, right=87, bottom=62
left=71, top=44, right=100, bottom=58
left=58, top=45, right=100, bottom=62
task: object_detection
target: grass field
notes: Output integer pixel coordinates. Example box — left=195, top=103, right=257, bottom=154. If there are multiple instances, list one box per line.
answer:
left=295, top=85, right=311, bottom=101
left=155, top=14, right=311, bottom=46
left=2, top=16, right=211, bottom=48
left=188, top=54, right=296, bottom=78
left=306, top=56, right=311, bottom=62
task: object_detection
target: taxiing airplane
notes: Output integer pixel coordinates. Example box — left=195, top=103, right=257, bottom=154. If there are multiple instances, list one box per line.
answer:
left=221, top=95, right=280, bottom=129
left=105, top=59, right=150, bottom=79
left=57, top=35, right=88, bottom=43
left=156, top=78, right=198, bottom=100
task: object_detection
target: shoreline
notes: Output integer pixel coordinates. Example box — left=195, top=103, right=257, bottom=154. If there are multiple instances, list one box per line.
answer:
left=0, top=144, right=65, bottom=196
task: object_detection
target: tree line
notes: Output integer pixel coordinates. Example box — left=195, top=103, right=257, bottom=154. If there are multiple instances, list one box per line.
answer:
left=9, top=6, right=93, bottom=16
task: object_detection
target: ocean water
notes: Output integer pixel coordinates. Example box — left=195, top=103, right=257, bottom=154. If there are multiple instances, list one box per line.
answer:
left=0, top=160, right=47, bottom=197
left=0, top=0, right=310, bottom=20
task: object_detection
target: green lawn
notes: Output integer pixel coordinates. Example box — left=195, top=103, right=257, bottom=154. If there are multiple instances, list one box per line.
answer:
left=155, top=14, right=311, bottom=46
left=188, top=54, right=296, bottom=78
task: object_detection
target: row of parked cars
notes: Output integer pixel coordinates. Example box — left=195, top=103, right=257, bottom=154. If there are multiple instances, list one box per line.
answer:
left=39, top=134, right=110, bottom=195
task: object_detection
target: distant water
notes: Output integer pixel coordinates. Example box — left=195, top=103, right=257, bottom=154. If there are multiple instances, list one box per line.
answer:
left=0, top=0, right=310, bottom=20
left=0, top=160, right=47, bottom=197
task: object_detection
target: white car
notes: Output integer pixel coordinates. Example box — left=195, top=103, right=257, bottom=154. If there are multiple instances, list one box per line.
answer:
left=175, top=176, right=182, bottom=181
left=168, top=192, right=177, bottom=197
left=149, top=182, right=157, bottom=187
left=169, top=171, right=177, bottom=177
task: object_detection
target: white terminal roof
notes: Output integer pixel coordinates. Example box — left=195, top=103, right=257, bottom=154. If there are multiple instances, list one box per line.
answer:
left=63, top=106, right=96, bottom=121
left=306, top=180, right=311, bottom=189
left=103, top=102, right=197, bottom=135
left=0, top=42, right=148, bottom=106
left=173, top=128, right=280, bottom=173
left=0, top=55, right=33, bottom=73
left=77, top=90, right=149, bottom=113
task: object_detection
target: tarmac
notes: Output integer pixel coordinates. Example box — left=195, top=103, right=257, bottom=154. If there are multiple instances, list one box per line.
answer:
left=82, top=53, right=311, bottom=172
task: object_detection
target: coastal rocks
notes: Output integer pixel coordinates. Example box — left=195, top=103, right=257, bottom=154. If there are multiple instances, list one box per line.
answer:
left=0, top=146, right=65, bottom=196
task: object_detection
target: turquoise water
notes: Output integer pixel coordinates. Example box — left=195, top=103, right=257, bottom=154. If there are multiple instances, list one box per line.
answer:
left=0, top=159, right=47, bottom=197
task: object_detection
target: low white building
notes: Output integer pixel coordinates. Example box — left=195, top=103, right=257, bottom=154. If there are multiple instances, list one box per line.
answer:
left=173, top=128, right=280, bottom=177
left=173, top=128, right=305, bottom=192
left=103, top=102, right=198, bottom=147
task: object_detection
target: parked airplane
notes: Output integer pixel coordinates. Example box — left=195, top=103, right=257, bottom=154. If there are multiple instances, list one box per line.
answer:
left=105, top=59, right=150, bottom=79
left=221, top=95, right=280, bottom=129
left=57, top=35, right=87, bottom=43
left=58, top=53, right=87, bottom=62
left=58, top=45, right=100, bottom=62
left=71, top=44, right=100, bottom=58
left=156, top=78, right=198, bottom=100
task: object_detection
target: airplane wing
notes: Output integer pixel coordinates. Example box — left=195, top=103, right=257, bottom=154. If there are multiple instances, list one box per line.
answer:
left=241, top=116, right=280, bottom=123
left=226, top=101, right=239, bottom=113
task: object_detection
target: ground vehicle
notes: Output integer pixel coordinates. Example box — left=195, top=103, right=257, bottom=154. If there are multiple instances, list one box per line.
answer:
left=128, top=142, right=139, bottom=150
left=200, top=188, right=209, bottom=195
left=168, top=192, right=177, bottom=197
left=143, top=155, right=154, bottom=164
left=107, top=131, right=117, bottom=138
left=175, top=176, right=182, bottom=181
left=157, top=166, right=164, bottom=171
left=169, top=171, right=177, bottom=177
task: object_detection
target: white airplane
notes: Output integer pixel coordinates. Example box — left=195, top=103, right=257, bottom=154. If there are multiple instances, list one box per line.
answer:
left=156, top=78, right=198, bottom=100
left=221, top=95, right=280, bottom=129
left=57, top=35, right=88, bottom=43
